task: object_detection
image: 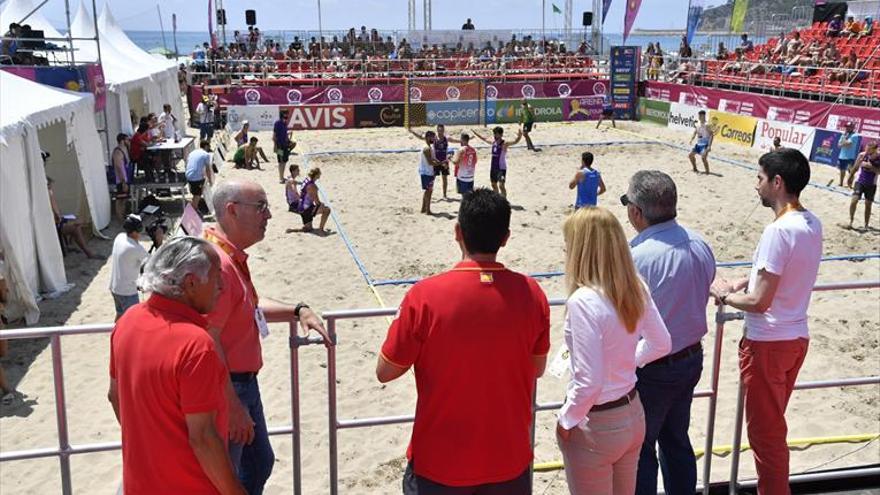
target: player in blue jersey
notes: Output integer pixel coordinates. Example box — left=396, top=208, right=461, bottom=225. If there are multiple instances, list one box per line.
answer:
left=569, top=151, right=607, bottom=208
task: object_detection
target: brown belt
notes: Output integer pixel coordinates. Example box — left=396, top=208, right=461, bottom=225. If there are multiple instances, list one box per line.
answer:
left=591, top=388, right=637, bottom=412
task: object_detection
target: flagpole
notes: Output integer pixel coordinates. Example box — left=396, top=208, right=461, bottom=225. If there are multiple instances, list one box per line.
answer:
left=542, top=0, right=546, bottom=55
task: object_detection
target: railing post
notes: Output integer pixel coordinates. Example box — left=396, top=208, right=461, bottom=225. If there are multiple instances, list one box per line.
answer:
left=529, top=382, right=538, bottom=491
left=702, top=306, right=726, bottom=494
left=289, top=322, right=303, bottom=495
left=327, top=318, right=339, bottom=495
left=50, top=335, right=73, bottom=495
left=729, top=363, right=747, bottom=495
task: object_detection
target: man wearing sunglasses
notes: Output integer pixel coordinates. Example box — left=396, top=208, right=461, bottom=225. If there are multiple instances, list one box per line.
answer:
left=204, top=180, right=331, bottom=494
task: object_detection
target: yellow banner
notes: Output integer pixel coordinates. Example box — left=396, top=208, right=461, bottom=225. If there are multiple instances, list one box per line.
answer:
left=709, top=110, right=757, bottom=148
left=730, top=0, right=749, bottom=32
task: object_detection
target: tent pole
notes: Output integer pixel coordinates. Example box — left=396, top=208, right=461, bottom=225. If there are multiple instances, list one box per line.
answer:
left=63, top=0, right=75, bottom=65
left=92, top=0, right=113, bottom=163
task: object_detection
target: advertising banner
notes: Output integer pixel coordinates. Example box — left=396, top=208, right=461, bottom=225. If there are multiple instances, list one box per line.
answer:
left=645, top=81, right=880, bottom=135
left=638, top=99, right=671, bottom=125
left=564, top=96, right=605, bottom=121
left=709, top=110, right=757, bottom=148
left=609, top=46, right=640, bottom=119
left=667, top=103, right=704, bottom=132
left=84, top=64, right=106, bottom=111
left=226, top=105, right=279, bottom=132
left=810, top=129, right=843, bottom=167
left=280, top=104, right=354, bottom=130
left=2, top=63, right=106, bottom=111
left=353, top=103, right=405, bottom=128
left=753, top=119, right=816, bottom=155
left=485, top=80, right=610, bottom=100
left=489, top=98, right=565, bottom=124
left=425, top=101, right=482, bottom=125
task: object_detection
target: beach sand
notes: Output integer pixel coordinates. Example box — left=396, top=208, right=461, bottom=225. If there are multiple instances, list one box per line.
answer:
left=1, top=121, right=878, bottom=494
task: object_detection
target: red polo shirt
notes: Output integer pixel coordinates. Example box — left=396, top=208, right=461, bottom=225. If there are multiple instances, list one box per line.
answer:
left=204, top=226, right=263, bottom=372
left=109, top=294, right=228, bottom=494
left=381, top=260, right=550, bottom=486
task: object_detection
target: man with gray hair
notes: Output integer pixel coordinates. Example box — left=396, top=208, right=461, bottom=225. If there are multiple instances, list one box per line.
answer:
left=108, top=237, right=246, bottom=494
left=621, top=170, right=716, bottom=495
left=204, top=179, right=329, bottom=494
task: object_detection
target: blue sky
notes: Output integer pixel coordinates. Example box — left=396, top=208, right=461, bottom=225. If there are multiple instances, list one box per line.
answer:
left=12, top=0, right=705, bottom=33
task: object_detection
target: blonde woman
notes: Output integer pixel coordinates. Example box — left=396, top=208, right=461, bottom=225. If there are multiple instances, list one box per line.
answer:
left=556, top=207, right=671, bottom=494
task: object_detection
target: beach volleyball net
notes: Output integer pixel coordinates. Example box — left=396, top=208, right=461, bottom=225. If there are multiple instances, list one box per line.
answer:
left=404, top=78, right=486, bottom=128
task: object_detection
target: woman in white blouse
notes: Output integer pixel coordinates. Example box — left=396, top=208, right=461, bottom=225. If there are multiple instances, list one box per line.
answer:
left=556, top=207, right=671, bottom=494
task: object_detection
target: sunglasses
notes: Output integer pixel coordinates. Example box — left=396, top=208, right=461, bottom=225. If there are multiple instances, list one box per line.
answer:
left=233, top=201, right=270, bottom=214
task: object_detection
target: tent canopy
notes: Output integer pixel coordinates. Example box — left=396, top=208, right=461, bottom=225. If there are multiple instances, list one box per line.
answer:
left=0, top=0, right=65, bottom=41
left=0, top=66, right=92, bottom=138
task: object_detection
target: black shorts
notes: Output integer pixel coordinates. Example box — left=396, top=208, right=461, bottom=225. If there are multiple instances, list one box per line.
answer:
left=853, top=182, right=877, bottom=202
left=403, top=462, right=529, bottom=495
left=522, top=121, right=534, bottom=133
left=602, top=107, right=614, bottom=117
left=188, top=179, right=205, bottom=196
left=300, top=204, right=319, bottom=225
left=433, top=164, right=449, bottom=176
left=276, top=145, right=292, bottom=163
left=490, top=168, right=506, bottom=183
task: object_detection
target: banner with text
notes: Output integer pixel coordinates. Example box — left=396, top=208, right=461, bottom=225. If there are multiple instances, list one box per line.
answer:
left=226, top=105, right=279, bottom=132
left=638, top=98, right=671, bottom=125
left=563, top=96, right=606, bottom=121
left=753, top=119, right=816, bottom=155
left=353, top=103, right=406, bottom=128
left=709, top=110, right=757, bottom=148
left=280, top=104, right=355, bottom=130
left=426, top=101, right=482, bottom=125
left=809, top=129, right=843, bottom=167
left=646, top=81, right=880, bottom=138
left=490, top=98, right=566, bottom=124
left=667, top=103, right=704, bottom=132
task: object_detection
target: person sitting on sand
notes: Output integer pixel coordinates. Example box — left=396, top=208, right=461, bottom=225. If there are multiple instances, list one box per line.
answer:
left=298, top=168, right=332, bottom=233
left=233, top=137, right=269, bottom=170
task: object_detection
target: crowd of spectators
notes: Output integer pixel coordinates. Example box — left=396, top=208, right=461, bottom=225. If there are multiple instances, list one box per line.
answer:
left=189, top=21, right=594, bottom=80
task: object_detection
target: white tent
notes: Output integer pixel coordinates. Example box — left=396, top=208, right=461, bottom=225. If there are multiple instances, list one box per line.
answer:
left=0, top=71, right=110, bottom=324
left=0, top=0, right=65, bottom=42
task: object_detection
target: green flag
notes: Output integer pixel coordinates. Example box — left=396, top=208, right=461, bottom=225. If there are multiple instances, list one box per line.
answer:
left=552, top=3, right=562, bottom=14
left=730, top=0, right=749, bottom=32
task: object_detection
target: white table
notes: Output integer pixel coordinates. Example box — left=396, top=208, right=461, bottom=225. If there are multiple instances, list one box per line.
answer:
left=146, top=136, right=195, bottom=153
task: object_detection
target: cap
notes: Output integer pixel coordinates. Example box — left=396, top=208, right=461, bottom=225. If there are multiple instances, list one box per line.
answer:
left=122, top=214, right=143, bottom=233
left=242, top=119, right=249, bottom=125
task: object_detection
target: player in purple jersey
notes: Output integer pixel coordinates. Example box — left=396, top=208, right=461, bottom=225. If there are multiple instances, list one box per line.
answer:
left=408, top=124, right=462, bottom=199
left=848, top=142, right=880, bottom=230
left=472, top=126, right=522, bottom=199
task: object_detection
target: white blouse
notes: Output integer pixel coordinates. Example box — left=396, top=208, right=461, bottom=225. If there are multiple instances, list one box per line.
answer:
left=558, top=286, right=672, bottom=430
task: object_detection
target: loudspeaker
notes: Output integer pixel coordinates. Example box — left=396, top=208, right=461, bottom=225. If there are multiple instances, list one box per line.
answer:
left=582, top=12, right=593, bottom=26
left=245, top=9, right=257, bottom=26
left=216, top=9, right=226, bottom=25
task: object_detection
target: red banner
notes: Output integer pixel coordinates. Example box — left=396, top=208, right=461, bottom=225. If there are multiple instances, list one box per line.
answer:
left=645, top=81, right=880, bottom=138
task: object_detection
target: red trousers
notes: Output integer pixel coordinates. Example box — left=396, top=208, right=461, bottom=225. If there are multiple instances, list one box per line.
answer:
left=739, top=337, right=809, bottom=495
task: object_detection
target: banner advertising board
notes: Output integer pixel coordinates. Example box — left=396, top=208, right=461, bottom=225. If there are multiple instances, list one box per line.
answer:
left=226, top=105, right=279, bottom=132
left=563, top=96, right=605, bottom=121
left=489, top=98, right=565, bottom=124
left=638, top=99, right=671, bottom=125
left=353, top=103, right=406, bottom=128
left=753, top=119, right=816, bottom=155
left=709, top=110, right=757, bottom=148
left=425, top=101, right=482, bottom=125
left=667, top=103, right=704, bottom=132
left=810, top=129, right=843, bottom=167
left=280, top=104, right=354, bottom=130
left=609, top=45, right=640, bottom=120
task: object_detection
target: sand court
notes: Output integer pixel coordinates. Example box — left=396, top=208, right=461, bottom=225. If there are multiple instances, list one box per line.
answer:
left=1, top=122, right=878, bottom=494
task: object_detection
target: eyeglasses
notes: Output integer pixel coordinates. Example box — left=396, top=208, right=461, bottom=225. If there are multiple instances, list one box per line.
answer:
left=233, top=201, right=270, bottom=214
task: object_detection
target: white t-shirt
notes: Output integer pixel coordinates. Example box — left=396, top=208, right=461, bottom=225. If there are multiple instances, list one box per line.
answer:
left=557, top=285, right=671, bottom=429
left=418, top=146, right=434, bottom=175
left=745, top=210, right=823, bottom=341
left=159, top=111, right=177, bottom=139
left=109, top=233, right=149, bottom=296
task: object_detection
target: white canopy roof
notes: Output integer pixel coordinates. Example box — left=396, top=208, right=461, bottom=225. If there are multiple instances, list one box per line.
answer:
left=98, top=3, right=177, bottom=73
left=0, top=0, right=64, bottom=41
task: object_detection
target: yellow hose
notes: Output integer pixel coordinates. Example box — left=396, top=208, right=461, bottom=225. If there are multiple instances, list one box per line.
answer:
left=533, top=433, right=880, bottom=472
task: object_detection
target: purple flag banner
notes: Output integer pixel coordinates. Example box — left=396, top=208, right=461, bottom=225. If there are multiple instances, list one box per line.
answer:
left=623, top=0, right=643, bottom=43
left=602, top=0, right=613, bottom=23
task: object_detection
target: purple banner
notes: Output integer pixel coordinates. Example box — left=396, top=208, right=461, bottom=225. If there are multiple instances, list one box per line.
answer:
left=1, top=63, right=105, bottom=111
left=563, top=96, right=606, bottom=121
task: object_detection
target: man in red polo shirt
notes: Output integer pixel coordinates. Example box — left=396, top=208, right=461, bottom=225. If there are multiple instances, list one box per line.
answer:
left=108, top=237, right=245, bottom=494
left=205, top=179, right=329, bottom=494
left=377, top=188, right=550, bottom=494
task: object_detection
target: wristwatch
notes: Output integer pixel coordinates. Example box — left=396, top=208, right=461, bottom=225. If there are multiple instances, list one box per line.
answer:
left=294, top=302, right=310, bottom=318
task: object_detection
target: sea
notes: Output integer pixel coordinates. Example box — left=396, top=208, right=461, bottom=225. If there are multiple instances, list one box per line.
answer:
left=127, top=30, right=765, bottom=60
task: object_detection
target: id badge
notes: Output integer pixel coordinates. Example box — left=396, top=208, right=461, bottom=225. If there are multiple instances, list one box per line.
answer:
left=255, top=308, right=270, bottom=339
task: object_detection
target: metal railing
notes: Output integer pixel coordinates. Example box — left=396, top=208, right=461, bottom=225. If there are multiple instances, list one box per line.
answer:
left=0, top=279, right=877, bottom=494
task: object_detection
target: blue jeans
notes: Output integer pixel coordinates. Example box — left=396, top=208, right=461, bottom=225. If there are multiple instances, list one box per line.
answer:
left=635, top=349, right=702, bottom=495
left=112, top=293, right=139, bottom=320
left=199, top=122, right=214, bottom=141
left=229, top=377, right=274, bottom=495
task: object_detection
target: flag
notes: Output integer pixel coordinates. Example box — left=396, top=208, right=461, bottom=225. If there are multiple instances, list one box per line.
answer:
left=552, top=3, right=562, bottom=14
left=686, top=0, right=704, bottom=46
left=208, top=0, right=215, bottom=49
left=623, top=0, right=643, bottom=43
left=730, top=0, right=749, bottom=32
left=602, top=0, right=613, bottom=23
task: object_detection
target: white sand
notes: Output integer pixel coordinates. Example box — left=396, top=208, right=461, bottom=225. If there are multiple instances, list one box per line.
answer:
left=1, top=121, right=878, bottom=494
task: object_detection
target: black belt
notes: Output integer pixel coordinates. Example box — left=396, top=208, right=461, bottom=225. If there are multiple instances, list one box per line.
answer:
left=591, top=388, right=637, bottom=412
left=645, top=342, right=702, bottom=368
left=230, top=372, right=257, bottom=383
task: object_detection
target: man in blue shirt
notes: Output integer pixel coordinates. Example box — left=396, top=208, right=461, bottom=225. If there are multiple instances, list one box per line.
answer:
left=185, top=140, right=214, bottom=213
left=273, top=110, right=297, bottom=184
left=837, top=121, right=861, bottom=187
left=568, top=151, right=606, bottom=208
left=622, top=170, right=716, bottom=495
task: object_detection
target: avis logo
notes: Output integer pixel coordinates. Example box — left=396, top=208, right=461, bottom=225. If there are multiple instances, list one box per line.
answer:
left=286, top=89, right=302, bottom=105
left=288, top=106, right=350, bottom=129
left=368, top=87, right=383, bottom=102
left=244, top=89, right=261, bottom=105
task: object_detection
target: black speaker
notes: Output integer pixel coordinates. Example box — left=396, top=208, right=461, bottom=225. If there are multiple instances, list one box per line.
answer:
left=216, top=9, right=226, bottom=25
left=582, top=11, right=593, bottom=26
left=245, top=9, right=257, bottom=26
